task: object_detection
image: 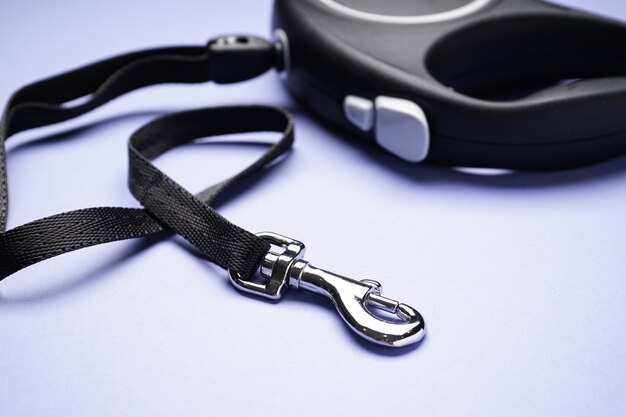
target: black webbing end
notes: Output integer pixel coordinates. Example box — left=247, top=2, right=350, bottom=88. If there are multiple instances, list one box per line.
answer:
left=208, top=35, right=277, bottom=84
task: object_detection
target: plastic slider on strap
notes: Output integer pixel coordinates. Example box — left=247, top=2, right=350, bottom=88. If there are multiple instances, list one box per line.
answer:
left=229, top=232, right=426, bottom=348
left=208, top=35, right=281, bottom=84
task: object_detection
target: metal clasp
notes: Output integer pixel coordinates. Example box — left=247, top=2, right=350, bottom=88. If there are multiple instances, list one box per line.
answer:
left=229, top=232, right=425, bottom=348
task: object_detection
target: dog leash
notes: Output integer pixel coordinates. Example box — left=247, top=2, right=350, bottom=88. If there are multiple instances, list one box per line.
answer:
left=0, top=35, right=425, bottom=347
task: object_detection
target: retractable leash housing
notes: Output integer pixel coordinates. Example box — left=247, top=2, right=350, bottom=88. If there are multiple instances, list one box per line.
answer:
left=273, top=0, right=626, bottom=169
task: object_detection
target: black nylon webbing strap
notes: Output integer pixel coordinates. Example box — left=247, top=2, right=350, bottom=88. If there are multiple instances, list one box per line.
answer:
left=0, top=208, right=163, bottom=279
left=129, top=107, right=293, bottom=277
left=0, top=36, right=293, bottom=281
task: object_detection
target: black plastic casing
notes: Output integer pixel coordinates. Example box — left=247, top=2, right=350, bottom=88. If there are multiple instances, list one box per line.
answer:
left=273, top=0, right=626, bottom=169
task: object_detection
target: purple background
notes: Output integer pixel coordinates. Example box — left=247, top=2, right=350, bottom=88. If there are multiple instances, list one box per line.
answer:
left=1, top=1, right=625, bottom=416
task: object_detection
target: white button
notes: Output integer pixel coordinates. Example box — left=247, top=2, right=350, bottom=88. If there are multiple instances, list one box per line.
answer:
left=375, top=96, right=430, bottom=163
left=344, top=95, right=375, bottom=131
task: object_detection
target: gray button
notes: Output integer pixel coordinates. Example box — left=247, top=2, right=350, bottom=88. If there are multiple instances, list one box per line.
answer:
left=344, top=95, right=375, bottom=131
left=343, top=95, right=430, bottom=162
left=375, top=96, right=430, bottom=163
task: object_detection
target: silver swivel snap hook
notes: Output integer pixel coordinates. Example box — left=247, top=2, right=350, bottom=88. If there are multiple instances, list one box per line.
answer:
left=229, top=232, right=426, bottom=347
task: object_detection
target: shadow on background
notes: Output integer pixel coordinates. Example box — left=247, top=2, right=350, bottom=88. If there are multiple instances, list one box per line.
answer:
left=182, top=238, right=425, bottom=357
left=0, top=233, right=167, bottom=305
left=220, top=274, right=425, bottom=357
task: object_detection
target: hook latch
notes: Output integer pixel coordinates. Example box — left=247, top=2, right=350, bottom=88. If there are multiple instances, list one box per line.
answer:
left=229, top=232, right=425, bottom=348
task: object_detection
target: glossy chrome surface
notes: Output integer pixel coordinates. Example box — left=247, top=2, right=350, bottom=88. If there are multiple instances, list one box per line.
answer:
left=229, top=232, right=425, bottom=348
left=229, top=232, right=305, bottom=300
